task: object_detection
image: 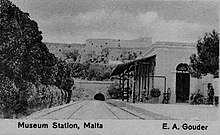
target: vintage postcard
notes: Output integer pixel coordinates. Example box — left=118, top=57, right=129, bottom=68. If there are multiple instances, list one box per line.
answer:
left=0, top=0, right=219, bottom=134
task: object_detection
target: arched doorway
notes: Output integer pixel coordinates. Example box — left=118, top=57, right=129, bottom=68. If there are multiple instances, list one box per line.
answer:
left=94, top=93, right=105, bottom=101
left=176, top=63, right=190, bottom=103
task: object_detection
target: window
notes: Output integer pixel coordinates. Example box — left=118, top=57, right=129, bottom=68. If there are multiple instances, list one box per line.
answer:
left=176, top=63, right=189, bottom=72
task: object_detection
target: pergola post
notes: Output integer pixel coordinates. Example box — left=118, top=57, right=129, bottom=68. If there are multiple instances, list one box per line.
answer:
left=141, top=65, right=145, bottom=101
left=147, top=66, right=150, bottom=96
left=133, top=62, right=137, bottom=103
left=138, top=65, right=141, bottom=101
left=122, top=73, right=125, bottom=101
left=119, top=75, right=122, bottom=100
left=127, top=72, right=130, bottom=102
left=144, top=65, right=147, bottom=100
left=127, top=65, right=133, bottom=102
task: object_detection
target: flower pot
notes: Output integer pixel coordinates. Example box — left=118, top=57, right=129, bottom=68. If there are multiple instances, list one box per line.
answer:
left=151, top=97, right=159, bottom=104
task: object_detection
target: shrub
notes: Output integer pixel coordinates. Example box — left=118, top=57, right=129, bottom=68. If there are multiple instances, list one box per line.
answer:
left=150, top=88, right=161, bottom=98
left=190, top=90, right=205, bottom=105
left=107, top=82, right=121, bottom=99
left=0, top=74, right=18, bottom=118
left=70, top=62, right=113, bottom=81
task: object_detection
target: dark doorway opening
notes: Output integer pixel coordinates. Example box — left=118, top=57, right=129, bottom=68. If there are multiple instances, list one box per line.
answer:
left=176, top=73, right=190, bottom=103
left=94, top=93, right=105, bottom=101
left=176, top=63, right=190, bottom=103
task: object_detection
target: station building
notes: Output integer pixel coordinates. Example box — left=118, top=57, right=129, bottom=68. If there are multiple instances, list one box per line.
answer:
left=110, top=41, right=219, bottom=103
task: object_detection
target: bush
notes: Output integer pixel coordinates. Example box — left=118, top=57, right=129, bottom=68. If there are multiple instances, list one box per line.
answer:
left=107, top=82, right=121, bottom=99
left=190, top=90, right=205, bottom=105
left=0, top=74, right=18, bottom=118
left=150, top=88, right=161, bottom=98
left=28, top=84, right=65, bottom=109
left=0, top=75, right=67, bottom=118
left=70, top=63, right=113, bottom=81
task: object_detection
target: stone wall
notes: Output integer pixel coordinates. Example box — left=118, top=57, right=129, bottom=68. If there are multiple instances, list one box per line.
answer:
left=83, top=37, right=152, bottom=63
left=73, top=80, right=113, bottom=100
left=45, top=42, right=86, bottom=61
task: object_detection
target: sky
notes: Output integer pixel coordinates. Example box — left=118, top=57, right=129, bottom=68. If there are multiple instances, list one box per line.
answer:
left=11, top=0, right=219, bottom=44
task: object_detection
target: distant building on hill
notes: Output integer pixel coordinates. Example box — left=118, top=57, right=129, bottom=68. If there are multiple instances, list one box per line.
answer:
left=82, top=37, right=152, bottom=63
left=45, top=42, right=86, bottom=62
left=45, top=37, right=152, bottom=64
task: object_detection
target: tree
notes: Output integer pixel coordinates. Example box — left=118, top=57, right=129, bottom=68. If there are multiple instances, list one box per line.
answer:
left=0, top=0, right=58, bottom=84
left=70, top=62, right=90, bottom=79
left=107, top=82, right=121, bottom=99
left=0, top=74, right=18, bottom=118
left=189, top=30, right=219, bottom=78
left=55, top=61, right=74, bottom=103
left=86, top=64, right=112, bottom=81
left=0, top=0, right=58, bottom=113
left=63, top=50, right=80, bottom=62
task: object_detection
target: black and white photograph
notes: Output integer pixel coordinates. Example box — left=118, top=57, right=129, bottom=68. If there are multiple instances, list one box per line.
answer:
left=0, top=0, right=219, bottom=134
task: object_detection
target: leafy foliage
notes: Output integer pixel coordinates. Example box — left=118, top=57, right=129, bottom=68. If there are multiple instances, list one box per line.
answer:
left=189, top=30, right=219, bottom=78
left=150, top=88, right=161, bottom=98
left=87, top=64, right=111, bottom=81
left=0, top=0, right=74, bottom=117
left=190, top=90, right=205, bottom=105
left=55, top=60, right=74, bottom=103
left=0, top=74, right=18, bottom=118
left=107, top=82, right=121, bottom=99
left=71, top=62, right=90, bottom=79
left=0, top=0, right=57, bottom=85
left=70, top=62, right=113, bottom=81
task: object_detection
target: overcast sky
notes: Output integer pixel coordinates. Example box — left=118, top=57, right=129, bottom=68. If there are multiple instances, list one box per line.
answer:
left=11, top=0, right=219, bottom=44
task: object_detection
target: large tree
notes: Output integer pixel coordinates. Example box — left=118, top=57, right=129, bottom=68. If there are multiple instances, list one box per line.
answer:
left=0, top=0, right=57, bottom=85
left=0, top=0, right=58, bottom=113
left=189, top=30, right=219, bottom=78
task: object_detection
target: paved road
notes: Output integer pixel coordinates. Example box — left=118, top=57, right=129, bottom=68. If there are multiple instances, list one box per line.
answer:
left=29, top=100, right=152, bottom=120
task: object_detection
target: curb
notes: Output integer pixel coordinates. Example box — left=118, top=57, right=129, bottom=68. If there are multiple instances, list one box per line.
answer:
left=107, top=99, right=176, bottom=120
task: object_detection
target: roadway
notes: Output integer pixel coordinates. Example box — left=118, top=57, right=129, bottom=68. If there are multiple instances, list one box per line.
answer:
left=28, top=100, right=153, bottom=120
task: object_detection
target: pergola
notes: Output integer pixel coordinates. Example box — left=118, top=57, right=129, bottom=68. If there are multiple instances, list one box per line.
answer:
left=110, top=55, right=166, bottom=103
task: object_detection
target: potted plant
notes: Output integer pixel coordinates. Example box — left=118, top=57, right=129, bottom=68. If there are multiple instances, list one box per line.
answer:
left=150, top=88, right=161, bottom=103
